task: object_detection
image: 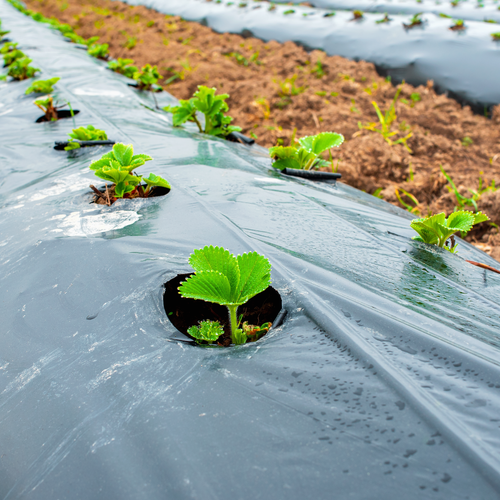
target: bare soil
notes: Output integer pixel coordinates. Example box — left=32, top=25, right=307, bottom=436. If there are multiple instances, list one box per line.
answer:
left=24, top=0, right=500, bottom=260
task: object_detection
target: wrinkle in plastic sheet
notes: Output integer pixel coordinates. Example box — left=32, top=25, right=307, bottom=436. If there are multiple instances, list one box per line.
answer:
left=2, top=2, right=500, bottom=499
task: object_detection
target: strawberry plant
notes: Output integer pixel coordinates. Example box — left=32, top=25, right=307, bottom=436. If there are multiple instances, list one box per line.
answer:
left=1, top=56, right=39, bottom=81
left=352, top=10, right=364, bottom=20
left=65, top=32, right=86, bottom=44
left=404, top=13, right=424, bottom=28
left=269, top=132, right=344, bottom=171
left=178, top=246, right=272, bottom=345
left=3, top=46, right=25, bottom=66
left=34, top=96, right=61, bottom=121
left=187, top=320, right=224, bottom=344
left=87, top=42, right=109, bottom=60
left=164, top=85, right=241, bottom=137
left=411, top=211, right=489, bottom=253
left=133, top=64, right=162, bottom=90
left=376, top=13, right=391, bottom=23
left=65, top=125, right=108, bottom=150
left=25, top=77, right=60, bottom=95
left=108, top=58, right=138, bottom=78
left=89, top=143, right=170, bottom=203
left=491, top=32, right=500, bottom=41
left=450, top=19, right=465, bottom=30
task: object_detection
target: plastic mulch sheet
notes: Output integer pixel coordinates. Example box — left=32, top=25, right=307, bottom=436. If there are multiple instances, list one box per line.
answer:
left=121, top=0, right=500, bottom=109
left=2, top=2, right=500, bottom=498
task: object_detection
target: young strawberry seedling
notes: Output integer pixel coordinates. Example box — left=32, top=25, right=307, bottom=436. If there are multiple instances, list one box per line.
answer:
left=3, top=45, right=25, bottom=66
left=87, top=42, right=109, bottom=60
left=269, top=132, right=344, bottom=171
left=187, top=320, right=225, bottom=345
left=64, top=125, right=109, bottom=150
left=89, top=143, right=170, bottom=205
left=491, top=32, right=500, bottom=41
left=164, top=85, right=242, bottom=138
left=108, top=58, right=138, bottom=78
left=450, top=19, right=466, bottom=30
left=404, top=13, right=424, bottom=28
left=133, top=64, right=162, bottom=91
left=351, top=10, right=364, bottom=20
left=25, top=77, right=60, bottom=95
left=34, top=96, right=69, bottom=121
left=1, top=56, right=39, bottom=81
left=411, top=211, right=489, bottom=253
left=376, top=13, right=391, bottom=23
left=179, top=246, right=272, bottom=346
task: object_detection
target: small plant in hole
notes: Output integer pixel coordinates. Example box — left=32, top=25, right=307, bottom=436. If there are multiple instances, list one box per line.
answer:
left=133, top=64, right=162, bottom=90
left=164, top=85, right=241, bottom=137
left=404, top=13, right=424, bottom=28
left=283, top=9, right=295, bottom=14
left=89, top=143, right=170, bottom=204
left=187, top=320, right=224, bottom=345
left=65, top=125, right=108, bottom=150
left=3, top=46, right=25, bottom=66
left=269, top=132, right=344, bottom=171
left=178, top=246, right=272, bottom=345
left=492, top=32, right=500, bottom=41
left=1, top=56, right=40, bottom=81
left=352, top=10, right=363, bottom=20
left=411, top=211, right=489, bottom=253
left=34, top=96, right=72, bottom=121
left=108, top=58, right=138, bottom=78
left=450, top=19, right=465, bottom=30
left=88, top=42, right=109, bottom=60
left=376, top=13, right=391, bottom=23
left=358, top=84, right=413, bottom=152
left=25, top=77, right=60, bottom=95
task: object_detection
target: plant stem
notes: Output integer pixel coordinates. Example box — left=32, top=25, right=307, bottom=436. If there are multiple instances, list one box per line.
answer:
left=227, top=304, right=239, bottom=342
left=192, top=113, right=203, bottom=133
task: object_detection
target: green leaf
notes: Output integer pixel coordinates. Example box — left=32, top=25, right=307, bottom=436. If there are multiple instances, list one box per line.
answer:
left=132, top=153, right=153, bottom=163
left=410, top=220, right=439, bottom=245
left=474, top=211, right=490, bottom=224
left=235, top=251, right=271, bottom=304
left=187, top=320, right=224, bottom=342
left=143, top=173, right=171, bottom=189
left=64, top=141, right=81, bottom=151
left=299, top=132, right=344, bottom=155
left=179, top=270, right=232, bottom=305
left=112, top=143, right=134, bottom=167
left=269, top=146, right=297, bottom=159
left=189, top=245, right=240, bottom=298
left=446, top=211, right=475, bottom=232
left=273, top=158, right=301, bottom=170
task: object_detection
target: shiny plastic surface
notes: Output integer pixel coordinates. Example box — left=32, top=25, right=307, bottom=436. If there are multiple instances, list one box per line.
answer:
left=2, top=2, right=500, bottom=499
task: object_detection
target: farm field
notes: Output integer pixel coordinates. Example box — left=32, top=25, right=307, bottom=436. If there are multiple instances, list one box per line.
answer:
left=20, top=0, right=500, bottom=259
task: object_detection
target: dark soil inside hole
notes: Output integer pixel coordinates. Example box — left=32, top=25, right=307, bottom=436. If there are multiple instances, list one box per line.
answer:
left=163, top=273, right=282, bottom=346
left=91, top=183, right=170, bottom=205
left=36, top=109, right=80, bottom=123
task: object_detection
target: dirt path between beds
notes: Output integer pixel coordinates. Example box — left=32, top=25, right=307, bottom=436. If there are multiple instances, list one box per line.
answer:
left=22, top=0, right=500, bottom=260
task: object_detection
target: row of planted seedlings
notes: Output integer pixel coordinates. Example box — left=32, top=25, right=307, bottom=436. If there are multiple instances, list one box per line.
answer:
left=1, top=4, right=498, bottom=347
left=198, top=0, right=500, bottom=40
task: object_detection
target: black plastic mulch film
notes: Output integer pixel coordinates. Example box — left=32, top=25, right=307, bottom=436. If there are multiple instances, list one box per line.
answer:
left=2, top=1, right=500, bottom=499
left=124, top=0, right=500, bottom=109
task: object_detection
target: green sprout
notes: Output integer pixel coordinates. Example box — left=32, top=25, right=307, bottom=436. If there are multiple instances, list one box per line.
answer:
left=274, top=74, right=307, bottom=97
left=3, top=47, right=25, bottom=66
left=88, top=42, right=109, bottom=59
left=404, top=13, right=424, bottom=28
left=178, top=246, right=272, bottom=345
left=411, top=211, right=489, bottom=253
left=352, top=10, right=364, bottom=20
left=133, top=64, right=162, bottom=90
left=64, top=125, right=109, bottom=150
left=461, top=136, right=473, bottom=147
left=450, top=19, right=465, bottom=30
left=25, top=77, right=60, bottom=95
left=283, top=9, right=295, bottom=14
left=164, top=85, right=241, bottom=137
left=1, top=56, right=40, bottom=81
left=89, top=143, right=170, bottom=201
left=65, top=32, right=86, bottom=44
left=107, top=58, right=138, bottom=78
left=376, top=13, right=391, bottom=23
left=358, top=85, right=412, bottom=152
left=269, top=132, right=344, bottom=171
left=187, top=320, right=224, bottom=344
left=311, top=60, right=326, bottom=78
left=491, top=32, right=500, bottom=40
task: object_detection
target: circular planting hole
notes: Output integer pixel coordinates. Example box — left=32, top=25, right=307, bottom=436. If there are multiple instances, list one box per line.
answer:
left=36, top=109, right=80, bottom=123
left=164, top=273, right=283, bottom=347
left=90, top=183, right=170, bottom=205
